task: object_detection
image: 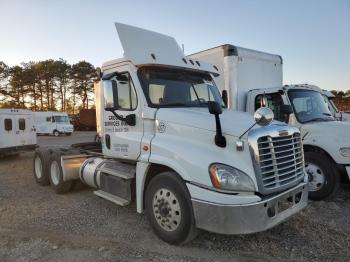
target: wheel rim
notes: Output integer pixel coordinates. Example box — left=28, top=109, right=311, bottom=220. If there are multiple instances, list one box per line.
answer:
left=50, top=160, right=60, bottom=185
left=34, top=156, right=43, bottom=179
left=305, top=162, right=325, bottom=191
left=54, top=131, right=59, bottom=137
left=152, top=188, right=181, bottom=232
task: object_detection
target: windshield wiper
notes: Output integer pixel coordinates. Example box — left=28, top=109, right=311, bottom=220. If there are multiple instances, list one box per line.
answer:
left=322, top=112, right=332, bottom=116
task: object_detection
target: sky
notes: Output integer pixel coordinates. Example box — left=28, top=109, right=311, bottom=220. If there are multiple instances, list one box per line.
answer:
left=0, top=0, right=349, bottom=91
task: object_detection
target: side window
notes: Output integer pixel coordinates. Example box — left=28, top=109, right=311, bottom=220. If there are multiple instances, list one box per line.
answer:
left=190, top=83, right=214, bottom=102
left=114, top=73, right=137, bottom=110
left=4, top=119, right=12, bottom=131
left=149, top=84, right=165, bottom=104
left=19, top=118, right=25, bottom=130
left=255, top=94, right=285, bottom=122
left=46, top=117, right=51, bottom=122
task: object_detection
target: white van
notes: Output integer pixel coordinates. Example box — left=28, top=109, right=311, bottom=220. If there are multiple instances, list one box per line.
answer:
left=34, top=112, right=74, bottom=136
left=0, top=108, right=37, bottom=155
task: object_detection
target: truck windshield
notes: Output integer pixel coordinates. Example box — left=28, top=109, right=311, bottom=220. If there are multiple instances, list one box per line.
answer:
left=138, top=67, right=225, bottom=108
left=288, top=89, right=334, bottom=123
left=54, top=116, right=69, bottom=123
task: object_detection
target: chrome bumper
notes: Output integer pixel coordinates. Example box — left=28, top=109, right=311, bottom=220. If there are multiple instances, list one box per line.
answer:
left=192, top=182, right=308, bottom=235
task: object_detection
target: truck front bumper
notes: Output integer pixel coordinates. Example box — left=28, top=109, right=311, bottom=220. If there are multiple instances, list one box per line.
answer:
left=191, top=182, right=307, bottom=235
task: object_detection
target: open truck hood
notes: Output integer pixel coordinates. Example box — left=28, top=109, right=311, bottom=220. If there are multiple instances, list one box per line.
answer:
left=114, top=22, right=219, bottom=75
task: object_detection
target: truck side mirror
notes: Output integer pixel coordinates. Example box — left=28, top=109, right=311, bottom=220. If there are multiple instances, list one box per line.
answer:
left=222, top=90, right=228, bottom=107
left=208, top=101, right=222, bottom=115
left=208, top=101, right=226, bottom=148
left=254, top=107, right=274, bottom=126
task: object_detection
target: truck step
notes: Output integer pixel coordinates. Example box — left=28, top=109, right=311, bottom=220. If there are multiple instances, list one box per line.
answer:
left=97, top=161, right=135, bottom=180
left=93, top=190, right=130, bottom=206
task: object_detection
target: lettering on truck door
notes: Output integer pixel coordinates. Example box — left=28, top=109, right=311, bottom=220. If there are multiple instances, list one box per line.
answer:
left=103, top=69, right=143, bottom=160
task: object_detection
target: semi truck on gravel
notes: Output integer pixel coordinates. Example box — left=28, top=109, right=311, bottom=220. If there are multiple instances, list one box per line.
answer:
left=189, top=44, right=350, bottom=200
left=32, top=24, right=307, bottom=244
left=0, top=108, right=37, bottom=155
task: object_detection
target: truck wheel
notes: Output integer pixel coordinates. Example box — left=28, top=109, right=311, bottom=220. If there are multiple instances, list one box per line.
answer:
left=49, top=152, right=73, bottom=194
left=145, top=172, right=197, bottom=245
left=65, top=133, right=72, bottom=136
left=305, top=152, right=339, bottom=200
left=33, top=149, right=51, bottom=186
left=53, top=130, right=59, bottom=137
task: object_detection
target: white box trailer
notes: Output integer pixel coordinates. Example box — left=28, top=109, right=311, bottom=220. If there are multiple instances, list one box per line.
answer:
left=0, top=108, right=37, bottom=155
left=190, top=45, right=350, bottom=200
left=189, top=44, right=283, bottom=112
left=34, top=111, right=74, bottom=136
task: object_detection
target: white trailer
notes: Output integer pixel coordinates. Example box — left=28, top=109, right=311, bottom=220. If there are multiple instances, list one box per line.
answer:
left=32, top=24, right=307, bottom=244
left=190, top=45, right=350, bottom=200
left=0, top=108, right=37, bottom=155
left=34, top=111, right=74, bottom=136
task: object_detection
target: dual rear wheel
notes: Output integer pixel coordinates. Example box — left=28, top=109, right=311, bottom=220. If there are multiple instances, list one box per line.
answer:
left=33, top=149, right=73, bottom=193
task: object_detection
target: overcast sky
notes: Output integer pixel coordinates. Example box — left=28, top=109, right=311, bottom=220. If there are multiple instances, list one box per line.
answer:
left=0, top=0, right=349, bottom=91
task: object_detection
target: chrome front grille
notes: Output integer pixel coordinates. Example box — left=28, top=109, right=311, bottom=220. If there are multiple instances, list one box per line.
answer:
left=258, top=133, right=304, bottom=191
left=248, top=124, right=305, bottom=195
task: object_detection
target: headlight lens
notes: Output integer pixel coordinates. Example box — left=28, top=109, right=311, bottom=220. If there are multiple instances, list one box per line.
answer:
left=209, top=163, right=255, bottom=192
left=340, top=147, right=350, bottom=157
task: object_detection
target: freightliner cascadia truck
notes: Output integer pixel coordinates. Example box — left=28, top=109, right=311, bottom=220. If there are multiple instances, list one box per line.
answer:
left=32, top=24, right=307, bottom=244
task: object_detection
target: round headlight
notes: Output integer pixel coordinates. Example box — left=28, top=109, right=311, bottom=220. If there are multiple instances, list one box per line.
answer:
left=209, top=163, right=255, bottom=192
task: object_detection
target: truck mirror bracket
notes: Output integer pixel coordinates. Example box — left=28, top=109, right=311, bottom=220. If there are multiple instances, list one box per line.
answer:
left=208, top=101, right=226, bottom=148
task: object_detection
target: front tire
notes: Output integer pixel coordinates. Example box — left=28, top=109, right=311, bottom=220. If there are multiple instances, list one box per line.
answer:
left=49, top=152, right=73, bottom=194
left=305, top=151, right=339, bottom=200
left=53, top=130, right=60, bottom=137
left=145, top=172, right=197, bottom=245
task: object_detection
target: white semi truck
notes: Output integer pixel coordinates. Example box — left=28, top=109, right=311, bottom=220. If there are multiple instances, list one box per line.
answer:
left=189, top=44, right=350, bottom=200
left=32, top=24, right=307, bottom=244
left=34, top=111, right=74, bottom=136
left=0, top=108, right=37, bottom=155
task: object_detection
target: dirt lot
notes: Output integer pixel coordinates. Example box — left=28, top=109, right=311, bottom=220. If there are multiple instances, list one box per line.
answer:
left=0, top=132, right=349, bottom=261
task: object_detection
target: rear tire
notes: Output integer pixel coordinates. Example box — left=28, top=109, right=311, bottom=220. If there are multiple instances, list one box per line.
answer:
left=49, top=152, right=73, bottom=194
left=305, top=151, right=339, bottom=200
left=145, top=172, right=197, bottom=245
left=33, top=149, right=51, bottom=186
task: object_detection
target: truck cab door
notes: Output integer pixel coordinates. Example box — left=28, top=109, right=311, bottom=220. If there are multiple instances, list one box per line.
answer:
left=101, top=70, right=143, bottom=160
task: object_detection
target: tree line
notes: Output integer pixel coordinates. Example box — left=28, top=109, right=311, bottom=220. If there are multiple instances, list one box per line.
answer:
left=0, top=59, right=99, bottom=114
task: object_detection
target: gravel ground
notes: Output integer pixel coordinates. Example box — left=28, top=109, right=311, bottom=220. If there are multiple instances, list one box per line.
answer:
left=0, top=131, right=349, bottom=261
